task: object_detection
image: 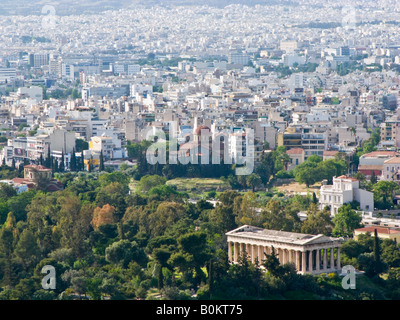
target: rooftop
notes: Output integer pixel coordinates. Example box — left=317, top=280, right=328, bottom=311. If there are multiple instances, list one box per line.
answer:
left=361, top=151, right=398, bottom=158
left=384, top=157, right=400, bottom=164
left=286, top=148, right=304, bottom=155
left=355, top=226, right=400, bottom=235
left=226, top=225, right=342, bottom=246
left=335, top=175, right=359, bottom=182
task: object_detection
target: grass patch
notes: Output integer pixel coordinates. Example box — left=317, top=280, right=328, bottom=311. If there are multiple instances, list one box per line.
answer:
left=166, top=178, right=230, bottom=192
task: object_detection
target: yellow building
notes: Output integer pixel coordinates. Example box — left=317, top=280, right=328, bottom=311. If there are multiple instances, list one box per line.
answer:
left=354, top=226, right=400, bottom=242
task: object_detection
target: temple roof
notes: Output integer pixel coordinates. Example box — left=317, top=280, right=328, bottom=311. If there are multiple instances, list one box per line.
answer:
left=226, top=225, right=342, bottom=246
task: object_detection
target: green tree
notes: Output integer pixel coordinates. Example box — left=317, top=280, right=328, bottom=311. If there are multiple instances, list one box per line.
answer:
left=105, top=240, right=146, bottom=268
left=153, top=248, right=172, bottom=290
left=57, top=194, right=93, bottom=258
left=262, top=199, right=301, bottom=232
left=373, top=228, right=387, bottom=274
left=374, top=180, right=399, bottom=209
left=246, top=173, right=262, bottom=192
left=99, top=151, right=105, bottom=172
left=332, top=204, right=362, bottom=237
left=14, top=229, right=40, bottom=270
left=301, top=203, right=333, bottom=235
left=136, top=175, right=166, bottom=193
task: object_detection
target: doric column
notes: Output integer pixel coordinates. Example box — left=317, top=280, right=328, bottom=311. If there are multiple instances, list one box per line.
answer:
left=284, top=249, right=289, bottom=264
left=287, top=250, right=292, bottom=264
left=240, top=243, right=245, bottom=259
left=330, top=248, right=335, bottom=269
left=316, top=249, right=320, bottom=272
left=246, top=243, right=250, bottom=262
left=302, top=251, right=307, bottom=273
left=228, top=241, right=232, bottom=262
left=308, top=250, right=313, bottom=272
left=279, top=249, right=284, bottom=264
left=263, top=246, right=268, bottom=260
left=296, top=250, right=301, bottom=271
left=336, top=248, right=341, bottom=270
left=323, top=248, right=328, bottom=271
left=276, top=248, right=281, bottom=264
left=234, top=242, right=239, bottom=263
left=258, top=245, right=264, bottom=263
left=252, top=244, right=260, bottom=263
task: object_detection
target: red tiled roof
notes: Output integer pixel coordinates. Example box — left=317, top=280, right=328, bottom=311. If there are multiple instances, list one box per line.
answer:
left=358, top=165, right=383, bottom=170
left=384, top=157, right=400, bottom=164
left=323, top=151, right=339, bottom=156
left=286, top=148, right=304, bottom=155
left=336, top=175, right=359, bottom=181
left=355, top=226, right=400, bottom=235
left=362, top=151, right=398, bottom=158
left=24, top=164, right=52, bottom=171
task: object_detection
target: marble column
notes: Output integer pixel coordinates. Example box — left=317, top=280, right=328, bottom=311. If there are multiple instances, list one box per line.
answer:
left=228, top=241, right=232, bottom=262
left=316, top=249, right=320, bottom=272
left=336, top=248, right=341, bottom=270
left=308, top=250, right=313, bottom=272
left=240, top=243, right=245, bottom=259
left=246, top=244, right=250, bottom=262
left=302, top=251, right=307, bottom=273
left=296, top=250, right=301, bottom=271
left=252, top=245, right=257, bottom=264
left=234, top=242, right=239, bottom=262
left=290, top=250, right=296, bottom=264
left=276, top=248, right=281, bottom=263
left=258, top=245, right=264, bottom=263
left=323, top=248, right=328, bottom=271
left=330, top=247, right=335, bottom=270
left=287, top=250, right=292, bottom=264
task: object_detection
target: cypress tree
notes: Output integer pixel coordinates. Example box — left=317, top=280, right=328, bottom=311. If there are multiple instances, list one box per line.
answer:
left=100, top=151, right=105, bottom=172
left=373, top=228, right=383, bottom=274
left=80, top=155, right=85, bottom=172
left=312, top=192, right=318, bottom=204
left=370, top=170, right=377, bottom=184
left=45, top=147, right=51, bottom=168
left=59, top=151, right=65, bottom=172
left=70, top=148, right=77, bottom=172
left=88, top=155, right=93, bottom=173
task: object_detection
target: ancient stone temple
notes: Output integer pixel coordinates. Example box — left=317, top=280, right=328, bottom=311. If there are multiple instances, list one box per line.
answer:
left=226, top=225, right=343, bottom=275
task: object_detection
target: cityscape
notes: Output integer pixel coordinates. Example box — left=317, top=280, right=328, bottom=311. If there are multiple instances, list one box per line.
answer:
left=0, top=0, right=400, bottom=305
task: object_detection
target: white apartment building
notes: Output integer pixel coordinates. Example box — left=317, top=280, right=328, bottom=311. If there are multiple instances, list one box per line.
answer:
left=319, top=176, right=374, bottom=216
left=0, top=68, right=17, bottom=83
left=90, top=136, right=114, bottom=160
left=381, top=157, right=400, bottom=183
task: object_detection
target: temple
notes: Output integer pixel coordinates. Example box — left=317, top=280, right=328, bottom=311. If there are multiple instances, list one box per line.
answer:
left=226, top=225, right=343, bottom=275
